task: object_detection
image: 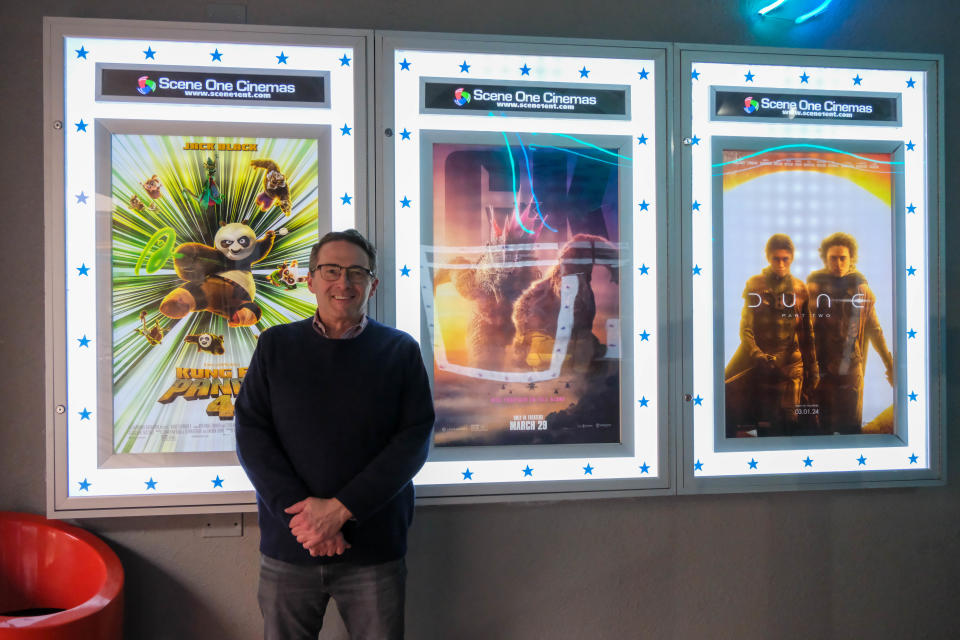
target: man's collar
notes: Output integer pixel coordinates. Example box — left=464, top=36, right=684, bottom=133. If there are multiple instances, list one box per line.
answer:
left=312, top=311, right=368, bottom=339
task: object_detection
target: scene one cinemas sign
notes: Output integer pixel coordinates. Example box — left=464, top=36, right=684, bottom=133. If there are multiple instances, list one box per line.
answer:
left=98, top=65, right=328, bottom=106
left=423, top=81, right=629, bottom=117
left=715, top=89, right=899, bottom=124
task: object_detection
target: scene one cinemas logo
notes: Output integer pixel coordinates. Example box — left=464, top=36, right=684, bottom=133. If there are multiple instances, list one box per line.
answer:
left=715, top=89, right=899, bottom=123
left=424, top=81, right=628, bottom=117
left=99, top=65, right=328, bottom=106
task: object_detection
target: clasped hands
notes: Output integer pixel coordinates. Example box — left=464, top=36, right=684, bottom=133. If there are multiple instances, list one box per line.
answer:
left=284, top=497, right=353, bottom=558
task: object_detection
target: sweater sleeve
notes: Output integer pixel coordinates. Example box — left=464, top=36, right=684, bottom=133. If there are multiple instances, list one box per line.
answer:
left=334, top=337, right=435, bottom=522
left=234, top=331, right=312, bottom=523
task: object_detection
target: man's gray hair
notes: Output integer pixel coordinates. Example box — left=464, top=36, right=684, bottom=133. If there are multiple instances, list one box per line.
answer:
left=309, top=229, right=377, bottom=273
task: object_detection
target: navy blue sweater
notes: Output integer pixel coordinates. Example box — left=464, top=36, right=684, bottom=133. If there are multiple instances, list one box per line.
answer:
left=235, top=318, right=434, bottom=564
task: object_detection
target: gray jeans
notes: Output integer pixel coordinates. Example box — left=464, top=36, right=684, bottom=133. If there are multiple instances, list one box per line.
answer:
left=258, top=554, right=406, bottom=640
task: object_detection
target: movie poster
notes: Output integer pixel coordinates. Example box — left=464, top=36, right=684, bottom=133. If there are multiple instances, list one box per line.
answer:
left=426, top=139, right=623, bottom=446
left=720, top=148, right=896, bottom=437
left=110, top=133, right=320, bottom=453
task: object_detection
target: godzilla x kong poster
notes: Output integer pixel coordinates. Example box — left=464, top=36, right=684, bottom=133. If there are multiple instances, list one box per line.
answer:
left=426, top=140, right=623, bottom=447
left=109, top=132, right=321, bottom=455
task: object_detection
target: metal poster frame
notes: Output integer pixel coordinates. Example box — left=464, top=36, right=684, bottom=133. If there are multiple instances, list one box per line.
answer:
left=44, top=17, right=373, bottom=517
left=376, top=32, right=672, bottom=503
left=676, top=44, right=945, bottom=494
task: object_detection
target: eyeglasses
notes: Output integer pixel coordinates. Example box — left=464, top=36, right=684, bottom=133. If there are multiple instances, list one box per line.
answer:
left=310, top=263, right=375, bottom=284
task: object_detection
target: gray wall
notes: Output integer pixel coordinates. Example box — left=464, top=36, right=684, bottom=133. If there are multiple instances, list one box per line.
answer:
left=2, top=1, right=958, bottom=638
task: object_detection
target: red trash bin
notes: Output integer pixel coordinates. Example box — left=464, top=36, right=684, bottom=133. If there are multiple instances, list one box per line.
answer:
left=0, top=512, right=123, bottom=639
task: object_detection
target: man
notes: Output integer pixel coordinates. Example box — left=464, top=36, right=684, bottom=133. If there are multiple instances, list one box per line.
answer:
left=725, top=234, right=818, bottom=436
left=806, top=232, right=894, bottom=434
left=235, top=229, right=435, bottom=640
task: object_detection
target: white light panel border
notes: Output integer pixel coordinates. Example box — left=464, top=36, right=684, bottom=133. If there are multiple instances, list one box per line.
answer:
left=688, top=61, right=929, bottom=478
left=62, top=34, right=360, bottom=499
left=389, top=48, right=661, bottom=487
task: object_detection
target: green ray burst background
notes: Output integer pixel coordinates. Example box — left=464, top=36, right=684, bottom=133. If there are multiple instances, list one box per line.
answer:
left=110, top=133, right=320, bottom=453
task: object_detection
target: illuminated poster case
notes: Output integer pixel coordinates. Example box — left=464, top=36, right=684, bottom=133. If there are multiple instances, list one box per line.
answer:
left=43, top=18, right=371, bottom=517
left=677, top=46, right=945, bottom=493
left=378, top=33, right=670, bottom=501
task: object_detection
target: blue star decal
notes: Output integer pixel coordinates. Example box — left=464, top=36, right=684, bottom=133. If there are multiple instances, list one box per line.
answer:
left=907, top=328, right=917, bottom=339
left=339, top=54, right=351, bottom=66
left=578, top=66, right=590, bottom=78
left=639, top=330, right=650, bottom=342
left=799, top=72, right=810, bottom=84
left=276, top=51, right=288, bottom=64
left=145, top=477, right=158, bottom=490
left=583, top=463, right=594, bottom=475
left=907, top=203, right=916, bottom=214
left=75, top=46, right=89, bottom=59
left=857, top=455, right=867, bottom=465
left=77, top=263, right=90, bottom=276
left=693, top=394, right=703, bottom=406
left=692, top=200, right=701, bottom=211
left=906, top=140, right=916, bottom=151
left=399, top=58, right=411, bottom=71
left=210, top=49, right=223, bottom=62
left=637, top=134, right=648, bottom=145
left=340, top=123, right=352, bottom=136
left=462, top=468, right=473, bottom=480
left=399, top=265, right=411, bottom=277
left=691, top=69, right=700, bottom=80
left=803, top=456, right=813, bottom=467
left=908, top=391, right=918, bottom=402
left=748, top=458, right=758, bottom=469
left=909, top=453, right=918, bottom=464
left=400, top=196, right=412, bottom=208
left=744, top=70, right=755, bottom=82
left=690, top=135, right=701, bottom=145
left=638, top=200, right=650, bottom=211
left=459, top=60, right=470, bottom=73
left=692, top=264, right=702, bottom=275
left=75, top=120, right=88, bottom=132
left=79, top=408, right=91, bottom=420
left=693, top=459, right=703, bottom=471
left=76, top=192, right=89, bottom=204
left=212, top=475, right=224, bottom=488
left=340, top=193, right=352, bottom=205
left=906, top=77, right=916, bottom=88
left=520, top=64, right=531, bottom=76
left=638, top=396, right=649, bottom=407
left=638, top=264, right=650, bottom=275
left=77, top=335, right=91, bottom=347
left=78, top=478, right=91, bottom=491
left=522, top=465, right=533, bottom=477
left=143, top=46, right=156, bottom=60
left=853, top=74, right=862, bottom=86
left=639, top=462, right=650, bottom=474
left=907, top=265, right=917, bottom=276
left=638, top=68, right=649, bottom=80
left=399, top=128, right=412, bottom=140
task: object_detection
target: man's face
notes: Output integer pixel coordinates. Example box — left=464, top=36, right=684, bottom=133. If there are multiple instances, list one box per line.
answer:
left=768, top=249, right=793, bottom=277
left=825, top=245, right=852, bottom=277
left=307, top=240, right=379, bottom=327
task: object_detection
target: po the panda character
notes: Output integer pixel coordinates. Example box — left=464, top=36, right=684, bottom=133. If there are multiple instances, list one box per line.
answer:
left=159, top=222, right=285, bottom=327
left=184, top=332, right=225, bottom=355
